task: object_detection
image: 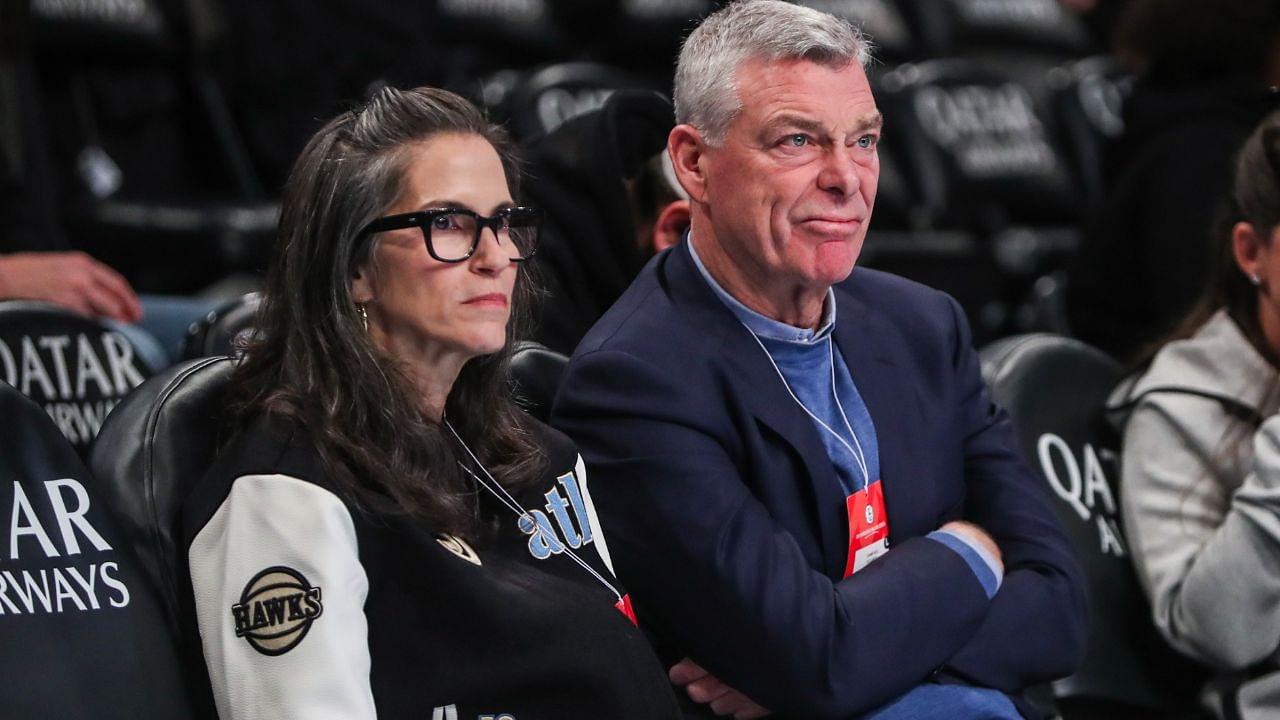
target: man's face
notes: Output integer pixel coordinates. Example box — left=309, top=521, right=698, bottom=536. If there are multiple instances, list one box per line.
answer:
left=700, top=57, right=881, bottom=293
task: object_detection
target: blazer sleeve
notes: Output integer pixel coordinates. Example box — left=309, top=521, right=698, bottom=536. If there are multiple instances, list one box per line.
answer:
left=187, top=474, right=376, bottom=720
left=931, top=296, right=1087, bottom=690
left=1122, top=405, right=1280, bottom=670
left=552, top=346, right=996, bottom=718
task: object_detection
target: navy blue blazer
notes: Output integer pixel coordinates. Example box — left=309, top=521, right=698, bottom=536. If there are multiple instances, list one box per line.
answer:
left=551, top=240, right=1086, bottom=718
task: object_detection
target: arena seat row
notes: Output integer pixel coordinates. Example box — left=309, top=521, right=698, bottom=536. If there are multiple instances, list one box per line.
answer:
left=0, top=374, right=207, bottom=717
left=22, top=0, right=1122, bottom=334
left=476, top=53, right=1128, bottom=341
left=0, top=307, right=1213, bottom=716
left=0, top=296, right=564, bottom=451
left=429, top=0, right=1098, bottom=83
left=0, top=285, right=1218, bottom=712
left=979, top=335, right=1209, bottom=719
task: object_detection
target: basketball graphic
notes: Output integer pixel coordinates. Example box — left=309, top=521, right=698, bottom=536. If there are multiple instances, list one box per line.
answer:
left=231, top=566, right=323, bottom=656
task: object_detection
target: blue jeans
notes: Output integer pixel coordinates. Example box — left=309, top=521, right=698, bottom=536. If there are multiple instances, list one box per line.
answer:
left=136, top=294, right=222, bottom=364
left=104, top=295, right=222, bottom=370
left=861, top=684, right=1021, bottom=720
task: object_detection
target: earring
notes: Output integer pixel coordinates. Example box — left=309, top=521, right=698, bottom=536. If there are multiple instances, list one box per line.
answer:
left=1251, top=273, right=1262, bottom=286
left=358, top=303, right=368, bottom=331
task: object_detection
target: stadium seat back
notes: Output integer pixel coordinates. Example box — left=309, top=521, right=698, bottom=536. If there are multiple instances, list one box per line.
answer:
left=182, top=292, right=261, bottom=360
left=901, top=0, right=1093, bottom=58
left=510, top=342, right=569, bottom=423
left=435, top=0, right=569, bottom=74
left=980, top=334, right=1204, bottom=714
left=88, top=356, right=235, bottom=636
left=0, top=301, right=166, bottom=455
left=591, top=0, right=714, bottom=76
left=495, top=62, right=663, bottom=141
left=0, top=379, right=200, bottom=717
left=1047, top=55, right=1133, bottom=213
left=878, top=59, right=1080, bottom=230
left=29, top=0, right=174, bottom=59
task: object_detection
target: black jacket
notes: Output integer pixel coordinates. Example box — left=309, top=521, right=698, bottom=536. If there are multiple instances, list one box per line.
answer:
left=181, top=412, right=680, bottom=719
left=522, top=90, right=672, bottom=355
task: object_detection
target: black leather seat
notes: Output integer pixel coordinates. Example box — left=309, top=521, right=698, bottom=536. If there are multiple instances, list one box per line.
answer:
left=488, top=62, right=664, bottom=141
left=88, top=356, right=234, bottom=643
left=900, top=0, right=1093, bottom=59
left=980, top=334, right=1206, bottom=718
left=0, top=300, right=166, bottom=455
left=509, top=341, right=569, bottom=423
left=878, top=59, right=1081, bottom=231
left=877, top=59, right=1085, bottom=337
left=182, top=292, right=261, bottom=360
left=1046, top=55, right=1133, bottom=214
left=87, top=348, right=565, bottom=614
left=0, top=378, right=199, bottom=717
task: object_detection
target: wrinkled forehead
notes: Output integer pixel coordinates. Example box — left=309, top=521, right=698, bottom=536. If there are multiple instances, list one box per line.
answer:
left=732, top=56, right=880, bottom=134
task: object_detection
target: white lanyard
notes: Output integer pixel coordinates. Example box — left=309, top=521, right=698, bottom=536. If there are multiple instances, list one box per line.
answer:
left=443, top=420, right=624, bottom=603
left=742, top=327, right=872, bottom=492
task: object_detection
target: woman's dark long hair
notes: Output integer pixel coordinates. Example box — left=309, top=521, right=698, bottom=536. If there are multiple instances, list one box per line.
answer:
left=230, top=86, right=544, bottom=540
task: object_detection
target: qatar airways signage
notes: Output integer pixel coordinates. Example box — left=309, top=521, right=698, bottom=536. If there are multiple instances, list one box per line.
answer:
left=0, top=478, right=131, bottom=616
left=0, top=332, right=146, bottom=449
left=952, top=0, right=1067, bottom=28
left=914, top=82, right=1058, bottom=180
left=32, top=0, right=151, bottom=24
left=1037, top=433, right=1126, bottom=558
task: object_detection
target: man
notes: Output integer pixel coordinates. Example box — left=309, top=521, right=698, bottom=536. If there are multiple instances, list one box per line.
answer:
left=551, top=2, right=1086, bottom=717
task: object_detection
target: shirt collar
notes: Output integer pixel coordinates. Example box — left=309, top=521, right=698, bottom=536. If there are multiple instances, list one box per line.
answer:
left=687, top=235, right=836, bottom=345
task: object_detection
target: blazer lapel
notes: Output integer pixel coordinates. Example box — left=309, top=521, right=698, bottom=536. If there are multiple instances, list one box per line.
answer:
left=667, top=243, right=849, bottom=577
left=831, top=286, right=914, bottom=545
left=724, top=334, right=850, bottom=578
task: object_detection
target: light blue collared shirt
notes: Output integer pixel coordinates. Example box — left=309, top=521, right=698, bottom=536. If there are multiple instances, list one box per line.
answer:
left=687, top=238, right=1001, bottom=597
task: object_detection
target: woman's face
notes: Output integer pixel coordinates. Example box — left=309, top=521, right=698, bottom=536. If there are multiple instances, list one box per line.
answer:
left=353, top=133, right=518, bottom=365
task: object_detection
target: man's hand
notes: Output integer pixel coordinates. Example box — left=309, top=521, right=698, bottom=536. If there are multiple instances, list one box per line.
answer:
left=669, top=658, right=771, bottom=719
left=0, top=252, right=142, bottom=323
left=939, top=520, right=1004, bottom=575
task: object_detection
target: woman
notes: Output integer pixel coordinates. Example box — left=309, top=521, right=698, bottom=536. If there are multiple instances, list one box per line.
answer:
left=181, top=86, right=680, bottom=719
left=1113, top=111, right=1280, bottom=718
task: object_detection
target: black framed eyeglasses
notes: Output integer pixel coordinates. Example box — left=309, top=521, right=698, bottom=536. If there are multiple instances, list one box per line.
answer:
left=355, top=206, right=541, bottom=263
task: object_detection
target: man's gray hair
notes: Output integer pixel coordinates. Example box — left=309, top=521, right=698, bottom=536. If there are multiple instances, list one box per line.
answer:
left=674, top=0, right=872, bottom=145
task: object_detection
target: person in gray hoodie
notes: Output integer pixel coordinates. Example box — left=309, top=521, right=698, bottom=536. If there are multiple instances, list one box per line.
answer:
left=1113, top=110, right=1280, bottom=718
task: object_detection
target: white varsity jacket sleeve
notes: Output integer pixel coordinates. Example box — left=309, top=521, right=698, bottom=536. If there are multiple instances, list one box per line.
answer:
left=188, top=474, right=376, bottom=720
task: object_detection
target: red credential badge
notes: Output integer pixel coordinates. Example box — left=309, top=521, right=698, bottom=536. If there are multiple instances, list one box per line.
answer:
left=843, top=479, right=889, bottom=577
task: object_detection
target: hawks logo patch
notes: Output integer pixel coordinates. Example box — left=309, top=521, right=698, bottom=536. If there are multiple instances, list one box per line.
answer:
left=231, top=566, right=323, bottom=656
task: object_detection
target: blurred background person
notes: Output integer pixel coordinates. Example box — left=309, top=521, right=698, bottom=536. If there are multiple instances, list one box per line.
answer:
left=521, top=90, right=688, bottom=354
left=1067, top=0, right=1280, bottom=362
left=1112, top=110, right=1280, bottom=719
